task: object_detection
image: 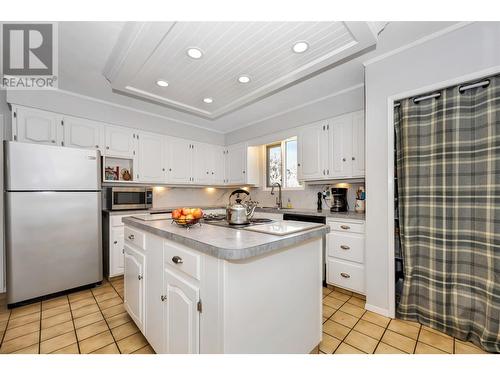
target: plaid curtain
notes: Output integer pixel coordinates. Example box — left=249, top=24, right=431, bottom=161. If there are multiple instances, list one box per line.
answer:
left=395, top=75, right=500, bottom=353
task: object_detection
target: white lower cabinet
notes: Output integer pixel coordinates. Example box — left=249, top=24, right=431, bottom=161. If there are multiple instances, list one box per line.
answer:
left=111, top=227, right=125, bottom=275
left=124, top=244, right=145, bottom=331
left=163, top=268, right=200, bottom=354
left=326, top=219, right=365, bottom=294
left=124, top=225, right=322, bottom=353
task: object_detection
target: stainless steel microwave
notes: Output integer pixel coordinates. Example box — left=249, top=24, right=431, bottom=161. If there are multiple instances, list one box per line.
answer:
left=104, top=186, right=153, bottom=210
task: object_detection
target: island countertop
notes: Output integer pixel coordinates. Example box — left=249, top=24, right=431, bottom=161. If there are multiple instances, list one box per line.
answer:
left=122, top=217, right=330, bottom=260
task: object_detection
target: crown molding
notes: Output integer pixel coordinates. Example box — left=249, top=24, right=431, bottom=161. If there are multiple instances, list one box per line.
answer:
left=363, top=21, right=473, bottom=67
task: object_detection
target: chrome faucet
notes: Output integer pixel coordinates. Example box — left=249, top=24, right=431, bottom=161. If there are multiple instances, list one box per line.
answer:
left=270, top=182, right=282, bottom=209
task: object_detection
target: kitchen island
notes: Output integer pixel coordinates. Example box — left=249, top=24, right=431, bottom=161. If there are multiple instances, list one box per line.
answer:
left=122, top=217, right=329, bottom=354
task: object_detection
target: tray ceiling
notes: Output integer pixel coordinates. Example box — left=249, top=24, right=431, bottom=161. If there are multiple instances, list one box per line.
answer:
left=104, top=22, right=378, bottom=119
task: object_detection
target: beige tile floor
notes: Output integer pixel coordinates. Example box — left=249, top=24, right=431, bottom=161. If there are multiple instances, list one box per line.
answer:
left=319, top=286, right=488, bottom=354
left=0, top=280, right=490, bottom=354
left=0, top=277, right=154, bottom=354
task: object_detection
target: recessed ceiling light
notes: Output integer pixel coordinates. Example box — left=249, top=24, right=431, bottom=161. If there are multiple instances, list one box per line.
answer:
left=292, top=41, right=309, bottom=53
left=156, top=80, right=169, bottom=87
left=203, top=97, right=213, bottom=104
left=187, top=47, right=203, bottom=59
left=238, top=75, right=251, bottom=84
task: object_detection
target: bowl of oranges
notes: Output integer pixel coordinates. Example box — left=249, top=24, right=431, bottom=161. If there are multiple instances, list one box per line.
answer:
left=171, top=207, right=204, bottom=228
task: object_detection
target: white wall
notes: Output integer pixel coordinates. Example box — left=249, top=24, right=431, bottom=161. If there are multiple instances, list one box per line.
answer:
left=365, top=22, right=500, bottom=316
left=226, top=85, right=364, bottom=145
left=6, top=89, right=225, bottom=145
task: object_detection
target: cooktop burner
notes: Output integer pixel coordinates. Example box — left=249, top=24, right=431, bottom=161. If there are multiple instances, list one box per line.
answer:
left=202, top=216, right=274, bottom=228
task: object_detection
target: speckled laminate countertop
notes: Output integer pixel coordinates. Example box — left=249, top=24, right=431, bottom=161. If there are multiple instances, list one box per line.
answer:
left=122, top=217, right=329, bottom=260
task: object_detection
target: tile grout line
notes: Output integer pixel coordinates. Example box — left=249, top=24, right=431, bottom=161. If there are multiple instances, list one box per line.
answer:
left=108, top=278, right=152, bottom=354
left=412, top=323, right=423, bottom=354
left=90, top=281, right=124, bottom=354
left=38, top=302, right=42, bottom=354
left=66, top=294, right=82, bottom=354
left=371, top=314, right=392, bottom=354
left=0, top=310, right=12, bottom=350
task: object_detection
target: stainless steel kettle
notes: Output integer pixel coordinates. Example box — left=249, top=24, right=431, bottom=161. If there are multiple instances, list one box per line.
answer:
left=226, top=189, right=258, bottom=225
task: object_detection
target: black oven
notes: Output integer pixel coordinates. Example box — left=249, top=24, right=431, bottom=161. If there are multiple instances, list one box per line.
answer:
left=104, top=187, right=153, bottom=210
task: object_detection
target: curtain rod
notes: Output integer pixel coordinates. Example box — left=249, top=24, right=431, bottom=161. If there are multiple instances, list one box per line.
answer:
left=394, top=78, right=492, bottom=107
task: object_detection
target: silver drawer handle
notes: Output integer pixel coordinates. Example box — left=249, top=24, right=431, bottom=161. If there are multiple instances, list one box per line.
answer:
left=138, top=275, right=143, bottom=280
left=340, top=245, right=350, bottom=250
left=340, top=272, right=351, bottom=279
left=340, top=225, right=351, bottom=230
left=128, top=234, right=135, bottom=240
left=172, top=256, right=183, bottom=264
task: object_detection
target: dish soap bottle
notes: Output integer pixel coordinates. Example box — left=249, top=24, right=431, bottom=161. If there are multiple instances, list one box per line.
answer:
left=287, top=198, right=293, bottom=209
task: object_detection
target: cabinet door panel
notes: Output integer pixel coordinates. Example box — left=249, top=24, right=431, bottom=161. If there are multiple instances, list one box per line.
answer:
left=124, top=245, right=145, bottom=330
left=351, top=111, right=365, bottom=177
left=145, top=235, right=164, bottom=353
left=330, top=116, right=353, bottom=178
left=15, top=107, right=61, bottom=146
left=63, top=116, right=103, bottom=151
left=138, top=131, right=165, bottom=183
left=166, top=137, right=192, bottom=184
left=212, top=145, right=225, bottom=185
left=163, top=269, right=199, bottom=354
left=298, top=122, right=326, bottom=180
left=225, top=144, right=246, bottom=185
left=105, top=125, right=136, bottom=158
left=110, top=227, right=124, bottom=277
left=192, top=142, right=212, bottom=185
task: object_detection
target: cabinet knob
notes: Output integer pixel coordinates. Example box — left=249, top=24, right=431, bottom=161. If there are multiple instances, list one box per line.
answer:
left=169, top=168, right=172, bottom=172
left=51, top=140, right=56, bottom=143
left=327, top=169, right=329, bottom=175
left=340, top=272, right=351, bottom=279
left=128, top=234, right=135, bottom=240
left=340, top=225, right=351, bottom=230
left=138, top=275, right=143, bottom=280
left=162, top=168, right=165, bottom=171
left=340, top=245, right=350, bottom=250
left=172, top=256, right=183, bottom=264
left=95, top=145, right=99, bottom=148
left=297, top=163, right=301, bottom=167
left=352, top=157, right=355, bottom=161
left=342, top=158, right=346, bottom=162
left=113, top=240, right=118, bottom=244
left=206, top=171, right=209, bottom=174
left=106, top=146, right=110, bottom=150
left=242, top=170, right=246, bottom=174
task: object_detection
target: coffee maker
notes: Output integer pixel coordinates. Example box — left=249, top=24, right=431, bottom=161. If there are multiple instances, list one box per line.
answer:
left=330, top=188, right=348, bottom=212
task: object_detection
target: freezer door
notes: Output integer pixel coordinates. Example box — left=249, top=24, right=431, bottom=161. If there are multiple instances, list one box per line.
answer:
left=4, top=141, right=100, bottom=191
left=5, top=191, right=102, bottom=304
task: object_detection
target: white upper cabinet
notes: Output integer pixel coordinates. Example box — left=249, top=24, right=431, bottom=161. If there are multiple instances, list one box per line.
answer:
left=137, top=131, right=165, bottom=183
left=351, top=111, right=365, bottom=177
left=330, top=115, right=353, bottom=178
left=166, top=137, right=193, bottom=184
left=298, top=121, right=329, bottom=181
left=163, top=268, right=200, bottom=354
left=299, top=111, right=365, bottom=182
left=105, top=125, right=136, bottom=158
left=63, top=116, right=104, bottom=151
left=224, top=143, right=247, bottom=185
left=192, top=142, right=212, bottom=185
left=12, top=106, right=62, bottom=146
left=211, top=145, right=226, bottom=185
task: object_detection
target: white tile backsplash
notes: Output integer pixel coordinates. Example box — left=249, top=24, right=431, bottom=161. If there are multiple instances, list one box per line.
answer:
left=153, top=182, right=364, bottom=212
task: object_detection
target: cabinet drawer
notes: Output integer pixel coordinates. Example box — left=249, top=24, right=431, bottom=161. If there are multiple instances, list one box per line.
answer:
left=124, top=226, right=146, bottom=250
left=327, top=259, right=364, bottom=294
left=328, top=221, right=365, bottom=234
left=164, top=242, right=200, bottom=281
left=328, top=232, right=364, bottom=263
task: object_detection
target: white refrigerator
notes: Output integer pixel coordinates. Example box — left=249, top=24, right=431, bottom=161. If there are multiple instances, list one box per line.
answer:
left=4, top=141, right=102, bottom=306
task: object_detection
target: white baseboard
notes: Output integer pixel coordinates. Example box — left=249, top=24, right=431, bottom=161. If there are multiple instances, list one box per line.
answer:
left=365, top=303, right=392, bottom=318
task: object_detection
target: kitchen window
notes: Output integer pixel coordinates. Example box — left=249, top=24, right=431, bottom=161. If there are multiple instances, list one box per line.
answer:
left=265, top=137, right=301, bottom=188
